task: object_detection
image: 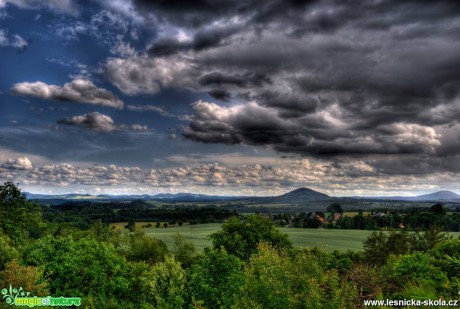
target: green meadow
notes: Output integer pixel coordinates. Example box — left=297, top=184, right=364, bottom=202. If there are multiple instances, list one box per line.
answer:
left=110, top=223, right=460, bottom=252
left=142, top=224, right=375, bottom=252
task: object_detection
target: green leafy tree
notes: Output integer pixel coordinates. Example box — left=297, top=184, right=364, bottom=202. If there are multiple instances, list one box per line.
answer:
left=189, top=248, right=244, bottom=308
left=210, top=215, right=293, bottom=260
left=141, top=255, right=187, bottom=309
left=0, top=182, right=42, bottom=242
left=363, top=228, right=448, bottom=266
left=416, top=226, right=449, bottom=251
left=428, top=239, right=460, bottom=293
left=115, top=230, right=168, bottom=265
left=25, top=235, right=130, bottom=302
left=89, top=220, right=117, bottom=242
left=172, top=233, right=196, bottom=269
left=393, top=252, right=448, bottom=293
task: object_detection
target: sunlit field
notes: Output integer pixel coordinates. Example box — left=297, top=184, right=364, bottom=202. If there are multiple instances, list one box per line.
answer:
left=110, top=222, right=460, bottom=252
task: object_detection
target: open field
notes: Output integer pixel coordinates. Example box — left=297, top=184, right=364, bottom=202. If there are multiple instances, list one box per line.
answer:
left=278, top=228, right=374, bottom=251
left=110, top=222, right=460, bottom=252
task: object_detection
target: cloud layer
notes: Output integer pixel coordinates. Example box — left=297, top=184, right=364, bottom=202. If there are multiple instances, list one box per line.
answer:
left=2, top=156, right=458, bottom=196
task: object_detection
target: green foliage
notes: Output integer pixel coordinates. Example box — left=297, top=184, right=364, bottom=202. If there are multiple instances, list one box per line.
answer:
left=125, top=261, right=151, bottom=305
left=114, top=230, right=168, bottom=264
left=416, top=226, right=450, bottom=251
left=88, top=220, right=118, bottom=242
left=363, top=227, right=449, bottom=266
left=327, top=250, right=359, bottom=274
left=430, top=238, right=460, bottom=260
left=172, top=233, right=196, bottom=269
left=210, top=215, right=293, bottom=260
left=393, top=252, right=448, bottom=292
left=141, top=255, right=187, bottom=309
left=24, top=235, right=130, bottom=301
left=398, top=281, right=438, bottom=301
left=428, top=239, right=460, bottom=293
left=0, top=233, right=20, bottom=270
left=189, top=248, right=244, bottom=308
left=235, top=243, right=356, bottom=309
left=0, top=182, right=42, bottom=242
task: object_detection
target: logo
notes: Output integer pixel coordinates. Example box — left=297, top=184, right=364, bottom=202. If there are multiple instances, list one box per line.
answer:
left=1, top=285, right=81, bottom=307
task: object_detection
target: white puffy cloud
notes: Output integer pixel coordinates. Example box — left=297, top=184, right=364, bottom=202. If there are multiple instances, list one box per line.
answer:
left=11, top=79, right=124, bottom=109
left=1, top=157, right=33, bottom=170
left=104, top=55, right=196, bottom=95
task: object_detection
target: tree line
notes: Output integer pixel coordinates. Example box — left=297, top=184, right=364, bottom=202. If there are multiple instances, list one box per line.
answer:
left=281, top=203, right=460, bottom=231
left=41, top=200, right=237, bottom=230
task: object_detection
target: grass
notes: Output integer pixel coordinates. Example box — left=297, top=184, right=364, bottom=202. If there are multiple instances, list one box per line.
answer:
left=111, top=222, right=460, bottom=252
left=279, top=228, right=374, bottom=252
left=143, top=223, right=222, bottom=251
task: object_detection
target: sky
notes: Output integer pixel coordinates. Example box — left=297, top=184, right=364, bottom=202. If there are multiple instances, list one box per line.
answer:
left=1, top=0, right=460, bottom=196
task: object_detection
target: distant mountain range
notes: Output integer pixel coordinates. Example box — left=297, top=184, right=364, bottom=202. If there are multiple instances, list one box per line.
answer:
left=23, top=192, right=249, bottom=202
left=354, top=190, right=460, bottom=202
left=24, top=188, right=460, bottom=203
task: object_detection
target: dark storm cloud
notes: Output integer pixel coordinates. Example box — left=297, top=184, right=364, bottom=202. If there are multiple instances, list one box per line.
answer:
left=207, top=89, right=231, bottom=101
left=147, top=37, right=186, bottom=57
left=133, top=0, right=320, bottom=28
left=184, top=102, right=441, bottom=156
left=133, top=0, right=240, bottom=27
left=147, top=24, right=242, bottom=57
left=198, top=72, right=247, bottom=87
left=198, top=71, right=271, bottom=88
left=171, top=0, right=460, bottom=160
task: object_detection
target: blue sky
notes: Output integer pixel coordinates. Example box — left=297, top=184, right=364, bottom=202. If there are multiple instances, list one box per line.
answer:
left=1, top=0, right=460, bottom=196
